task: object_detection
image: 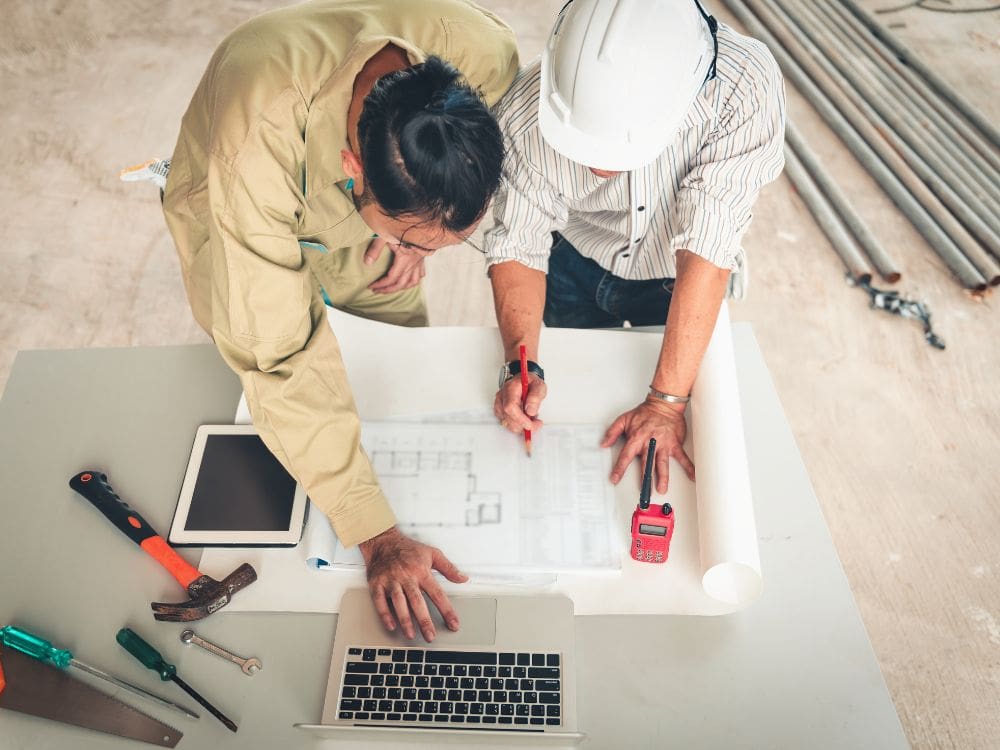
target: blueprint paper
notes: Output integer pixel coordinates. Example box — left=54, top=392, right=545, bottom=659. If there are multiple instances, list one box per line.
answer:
left=202, top=302, right=762, bottom=615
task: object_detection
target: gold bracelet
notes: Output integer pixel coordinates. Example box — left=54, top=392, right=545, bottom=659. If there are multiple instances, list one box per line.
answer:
left=647, top=385, right=690, bottom=404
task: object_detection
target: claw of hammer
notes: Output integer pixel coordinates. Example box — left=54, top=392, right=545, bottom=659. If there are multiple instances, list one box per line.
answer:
left=70, top=472, right=258, bottom=623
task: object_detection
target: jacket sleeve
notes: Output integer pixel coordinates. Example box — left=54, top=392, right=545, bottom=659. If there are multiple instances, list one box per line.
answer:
left=204, top=86, right=396, bottom=548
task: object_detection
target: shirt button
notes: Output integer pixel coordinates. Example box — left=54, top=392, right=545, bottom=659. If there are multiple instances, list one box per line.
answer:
left=622, top=253, right=631, bottom=258
left=637, top=205, right=645, bottom=211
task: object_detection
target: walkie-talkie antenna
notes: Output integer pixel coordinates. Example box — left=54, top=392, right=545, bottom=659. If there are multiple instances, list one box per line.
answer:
left=639, top=438, right=656, bottom=510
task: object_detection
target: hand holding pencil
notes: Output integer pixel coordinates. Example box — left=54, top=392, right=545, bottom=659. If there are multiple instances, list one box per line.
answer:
left=493, top=346, right=546, bottom=446
left=519, top=344, right=532, bottom=457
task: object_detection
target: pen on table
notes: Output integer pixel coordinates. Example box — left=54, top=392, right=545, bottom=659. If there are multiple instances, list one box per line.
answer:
left=519, top=344, right=531, bottom=457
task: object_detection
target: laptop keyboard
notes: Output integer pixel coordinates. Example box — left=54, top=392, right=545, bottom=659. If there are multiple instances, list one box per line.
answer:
left=337, top=647, right=562, bottom=729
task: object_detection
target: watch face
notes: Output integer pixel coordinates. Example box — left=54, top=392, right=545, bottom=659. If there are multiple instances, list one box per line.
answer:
left=498, top=364, right=509, bottom=389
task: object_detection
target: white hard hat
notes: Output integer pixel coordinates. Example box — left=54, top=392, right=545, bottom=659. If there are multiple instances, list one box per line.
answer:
left=539, top=0, right=718, bottom=171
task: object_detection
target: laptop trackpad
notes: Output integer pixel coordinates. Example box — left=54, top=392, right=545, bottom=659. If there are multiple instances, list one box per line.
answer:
left=423, top=595, right=497, bottom=646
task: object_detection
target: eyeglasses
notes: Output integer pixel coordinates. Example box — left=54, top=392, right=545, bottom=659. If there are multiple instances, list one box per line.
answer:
left=693, top=0, right=719, bottom=84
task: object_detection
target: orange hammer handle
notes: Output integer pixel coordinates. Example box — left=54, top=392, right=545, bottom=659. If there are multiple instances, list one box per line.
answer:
left=140, top=536, right=202, bottom=589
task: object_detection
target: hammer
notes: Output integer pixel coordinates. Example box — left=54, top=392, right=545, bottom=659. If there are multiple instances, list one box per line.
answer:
left=69, top=471, right=257, bottom=622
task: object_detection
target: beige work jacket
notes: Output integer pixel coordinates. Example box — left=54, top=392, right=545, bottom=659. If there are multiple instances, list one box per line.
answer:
left=162, top=0, right=518, bottom=546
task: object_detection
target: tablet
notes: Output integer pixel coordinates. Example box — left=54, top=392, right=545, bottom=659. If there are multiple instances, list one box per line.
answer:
left=168, top=424, right=308, bottom=547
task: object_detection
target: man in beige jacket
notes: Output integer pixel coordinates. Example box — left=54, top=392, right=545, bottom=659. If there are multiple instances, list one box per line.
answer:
left=162, top=0, right=518, bottom=641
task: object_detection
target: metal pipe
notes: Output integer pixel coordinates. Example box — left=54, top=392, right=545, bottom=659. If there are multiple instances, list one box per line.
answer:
left=796, top=0, right=1000, bottom=211
left=753, top=0, right=1000, bottom=265
left=783, top=145, right=873, bottom=284
left=719, top=0, right=987, bottom=291
left=836, top=0, right=1000, bottom=149
left=818, top=0, right=1000, bottom=174
left=785, top=123, right=900, bottom=283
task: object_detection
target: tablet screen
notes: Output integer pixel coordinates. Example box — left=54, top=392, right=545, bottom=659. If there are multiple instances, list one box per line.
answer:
left=185, top=434, right=296, bottom=532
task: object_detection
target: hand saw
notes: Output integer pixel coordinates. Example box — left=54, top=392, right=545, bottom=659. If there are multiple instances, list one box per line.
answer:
left=0, top=645, right=182, bottom=747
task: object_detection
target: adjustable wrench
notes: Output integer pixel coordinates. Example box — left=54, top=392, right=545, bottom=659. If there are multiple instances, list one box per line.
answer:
left=179, top=630, right=262, bottom=676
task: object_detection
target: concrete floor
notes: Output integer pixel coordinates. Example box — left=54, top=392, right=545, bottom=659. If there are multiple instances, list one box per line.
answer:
left=2, top=1, right=998, bottom=747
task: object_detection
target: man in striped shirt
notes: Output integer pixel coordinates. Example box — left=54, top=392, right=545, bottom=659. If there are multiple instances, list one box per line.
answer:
left=484, top=0, right=785, bottom=491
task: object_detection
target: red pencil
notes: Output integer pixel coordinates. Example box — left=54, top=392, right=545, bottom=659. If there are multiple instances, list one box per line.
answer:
left=519, top=344, right=532, bottom=457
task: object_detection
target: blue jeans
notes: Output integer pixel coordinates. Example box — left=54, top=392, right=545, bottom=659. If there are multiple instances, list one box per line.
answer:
left=544, top=234, right=675, bottom=328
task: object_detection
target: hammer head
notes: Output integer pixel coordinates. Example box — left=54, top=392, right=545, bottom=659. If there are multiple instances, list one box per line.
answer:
left=151, top=563, right=257, bottom=622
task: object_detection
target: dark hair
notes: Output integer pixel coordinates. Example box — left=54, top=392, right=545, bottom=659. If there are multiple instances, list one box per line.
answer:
left=357, top=55, right=504, bottom=233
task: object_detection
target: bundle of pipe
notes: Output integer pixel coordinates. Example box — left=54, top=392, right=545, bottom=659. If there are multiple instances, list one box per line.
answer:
left=721, top=0, right=1000, bottom=293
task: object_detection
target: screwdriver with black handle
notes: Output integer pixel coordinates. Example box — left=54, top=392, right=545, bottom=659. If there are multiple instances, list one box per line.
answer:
left=0, top=625, right=198, bottom=719
left=117, top=627, right=238, bottom=733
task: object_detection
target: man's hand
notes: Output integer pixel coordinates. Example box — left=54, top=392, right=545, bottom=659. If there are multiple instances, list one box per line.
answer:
left=494, top=373, right=546, bottom=434
left=359, top=526, right=467, bottom=642
left=365, top=237, right=427, bottom=294
left=600, top=398, right=695, bottom=493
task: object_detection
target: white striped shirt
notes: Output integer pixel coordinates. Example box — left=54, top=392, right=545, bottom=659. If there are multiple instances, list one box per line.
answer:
left=483, top=22, right=786, bottom=293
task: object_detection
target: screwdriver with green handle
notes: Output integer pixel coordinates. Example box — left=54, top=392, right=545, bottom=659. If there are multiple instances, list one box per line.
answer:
left=117, top=627, right=238, bottom=733
left=0, top=624, right=199, bottom=719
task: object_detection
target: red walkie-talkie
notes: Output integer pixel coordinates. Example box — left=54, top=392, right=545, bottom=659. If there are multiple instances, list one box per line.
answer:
left=630, top=438, right=675, bottom=564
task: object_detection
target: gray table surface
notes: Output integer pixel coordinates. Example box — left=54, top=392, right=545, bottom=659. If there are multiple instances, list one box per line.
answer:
left=0, top=328, right=908, bottom=750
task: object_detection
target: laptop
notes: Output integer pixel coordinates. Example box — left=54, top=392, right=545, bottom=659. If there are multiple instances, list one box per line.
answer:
left=296, top=588, right=585, bottom=746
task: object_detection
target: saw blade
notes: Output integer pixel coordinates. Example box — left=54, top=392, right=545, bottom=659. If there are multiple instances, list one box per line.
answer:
left=0, top=645, right=182, bottom=747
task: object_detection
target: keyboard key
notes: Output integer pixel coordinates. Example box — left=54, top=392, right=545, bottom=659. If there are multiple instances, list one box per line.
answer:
left=372, top=687, right=386, bottom=699
left=342, top=686, right=357, bottom=698
left=393, top=701, right=407, bottom=712
left=340, top=699, right=362, bottom=711
left=475, top=678, right=490, bottom=690
left=339, top=711, right=353, bottom=719
left=371, top=713, right=386, bottom=721
left=515, top=716, right=528, bottom=725
left=403, top=713, right=417, bottom=721
left=425, top=665, right=438, bottom=676
left=535, top=679, right=560, bottom=692
left=378, top=700, right=392, bottom=712
left=403, top=688, right=417, bottom=700
left=520, top=679, right=533, bottom=691
left=467, top=715, right=482, bottom=724
left=401, top=676, right=415, bottom=687
left=440, top=702, right=454, bottom=714
left=517, top=653, right=530, bottom=666
left=547, top=654, right=560, bottom=667
left=478, top=690, right=492, bottom=702
left=469, top=666, right=482, bottom=677
left=483, top=716, right=498, bottom=724
left=499, top=716, right=513, bottom=724
left=387, top=713, right=401, bottom=721
left=510, top=691, right=523, bottom=703
left=485, top=704, right=500, bottom=716
left=418, top=689, right=431, bottom=700
left=370, top=676, right=385, bottom=687
left=463, top=690, right=477, bottom=701
left=439, top=665, right=453, bottom=676
left=529, top=667, right=560, bottom=679
left=501, top=704, right=514, bottom=716
left=419, top=715, right=432, bottom=722
left=431, top=677, right=445, bottom=688
left=516, top=704, right=529, bottom=716
left=433, top=689, right=447, bottom=701
left=408, top=664, right=423, bottom=675
left=378, top=663, right=392, bottom=674
left=547, top=718, right=560, bottom=725
left=348, top=648, right=362, bottom=656
left=357, top=687, right=372, bottom=699
left=425, top=702, right=438, bottom=714
left=448, top=689, right=462, bottom=701
left=505, top=679, right=519, bottom=691
left=445, top=677, right=460, bottom=689
left=514, top=667, right=527, bottom=678
left=490, top=679, right=504, bottom=690
left=455, top=702, right=469, bottom=714
left=484, top=666, right=498, bottom=677
left=547, top=705, right=561, bottom=717
left=425, top=651, right=497, bottom=665
left=499, top=666, right=512, bottom=677
left=378, top=648, right=391, bottom=656
left=531, top=654, right=544, bottom=666
left=499, top=653, right=515, bottom=666
left=362, top=649, right=376, bottom=662
left=461, top=678, right=475, bottom=689
left=434, top=715, right=449, bottom=723
left=363, top=700, right=377, bottom=711
left=415, top=676, right=430, bottom=687
left=406, top=650, right=424, bottom=663
left=493, top=691, right=508, bottom=703
left=392, top=649, right=405, bottom=662
left=385, top=676, right=400, bottom=687
left=454, top=665, right=467, bottom=676
left=525, top=691, right=538, bottom=703
left=355, top=712, right=369, bottom=720
left=346, top=662, right=377, bottom=674
left=530, top=717, right=544, bottom=725
left=409, top=701, right=423, bottom=713
left=531, top=704, right=545, bottom=716
left=539, top=692, right=560, bottom=704
left=470, top=703, right=485, bottom=715
left=393, top=663, right=407, bottom=675
left=450, top=715, right=465, bottom=723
